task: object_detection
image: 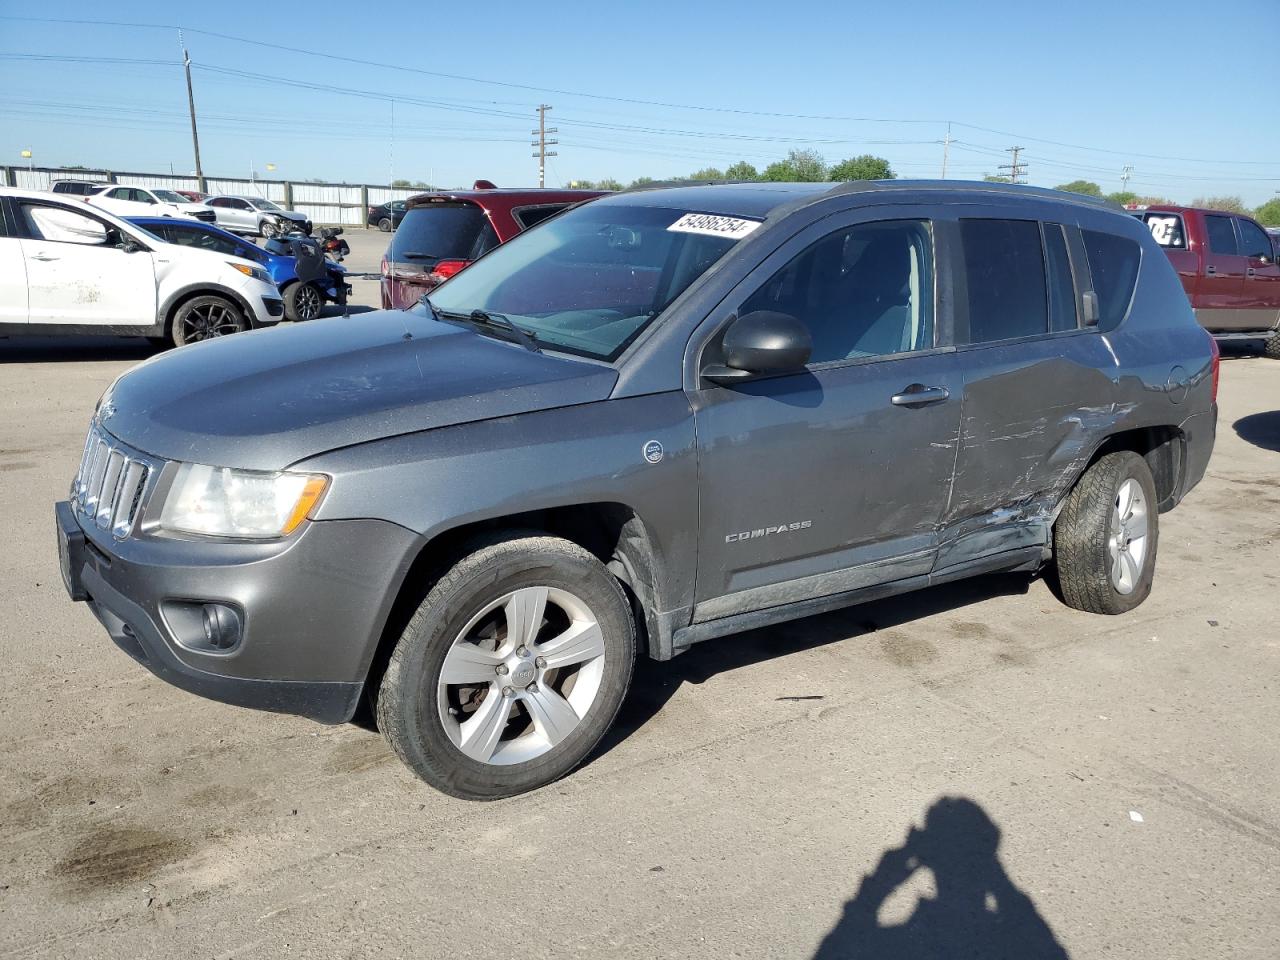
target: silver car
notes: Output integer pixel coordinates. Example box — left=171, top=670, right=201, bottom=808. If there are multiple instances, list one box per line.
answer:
left=206, top=195, right=311, bottom=237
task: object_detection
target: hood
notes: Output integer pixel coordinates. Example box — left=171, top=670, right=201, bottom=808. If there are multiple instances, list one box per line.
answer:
left=278, top=210, right=308, bottom=223
left=101, top=311, right=617, bottom=471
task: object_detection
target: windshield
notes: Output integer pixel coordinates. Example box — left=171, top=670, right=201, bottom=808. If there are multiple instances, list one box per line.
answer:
left=154, top=190, right=189, bottom=204
left=425, top=204, right=750, bottom=361
left=249, top=198, right=281, bottom=211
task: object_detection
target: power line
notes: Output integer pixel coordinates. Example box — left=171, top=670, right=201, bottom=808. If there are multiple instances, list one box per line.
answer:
left=999, top=146, right=1027, bottom=184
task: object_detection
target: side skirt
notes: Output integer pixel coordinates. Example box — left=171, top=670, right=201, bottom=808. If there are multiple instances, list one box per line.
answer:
left=671, top=545, right=1046, bottom=654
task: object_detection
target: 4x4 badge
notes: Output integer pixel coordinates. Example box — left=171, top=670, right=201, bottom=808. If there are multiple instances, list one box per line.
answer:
left=643, top=440, right=664, bottom=464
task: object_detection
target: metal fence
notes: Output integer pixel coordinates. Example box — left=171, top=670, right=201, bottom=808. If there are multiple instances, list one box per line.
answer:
left=0, top=166, right=420, bottom=227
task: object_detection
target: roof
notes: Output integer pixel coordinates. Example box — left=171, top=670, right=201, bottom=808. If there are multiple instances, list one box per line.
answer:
left=405, top=187, right=607, bottom=212
left=591, top=179, right=1126, bottom=221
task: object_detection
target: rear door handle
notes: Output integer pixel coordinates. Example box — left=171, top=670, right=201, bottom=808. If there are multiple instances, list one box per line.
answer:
left=30, top=253, right=59, bottom=262
left=891, top=384, right=950, bottom=407
left=1205, top=265, right=1217, bottom=275
left=1247, top=267, right=1256, bottom=277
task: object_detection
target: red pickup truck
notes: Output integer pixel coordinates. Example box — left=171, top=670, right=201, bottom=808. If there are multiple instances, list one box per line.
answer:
left=1134, top=205, right=1280, bottom=357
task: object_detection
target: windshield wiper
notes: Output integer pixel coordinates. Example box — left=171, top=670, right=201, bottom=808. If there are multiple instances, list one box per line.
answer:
left=437, top=308, right=541, bottom=353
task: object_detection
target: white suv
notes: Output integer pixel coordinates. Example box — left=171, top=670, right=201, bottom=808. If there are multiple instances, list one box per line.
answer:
left=0, top=188, right=283, bottom=347
left=86, top=185, right=218, bottom=224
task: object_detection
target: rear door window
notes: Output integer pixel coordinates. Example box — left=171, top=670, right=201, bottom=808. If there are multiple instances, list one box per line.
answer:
left=959, top=219, right=1048, bottom=343
left=389, top=202, right=496, bottom=265
left=1082, top=230, right=1141, bottom=328
left=1204, top=215, right=1238, bottom=255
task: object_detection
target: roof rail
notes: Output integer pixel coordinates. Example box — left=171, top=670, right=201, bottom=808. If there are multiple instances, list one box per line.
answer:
left=822, top=178, right=1124, bottom=209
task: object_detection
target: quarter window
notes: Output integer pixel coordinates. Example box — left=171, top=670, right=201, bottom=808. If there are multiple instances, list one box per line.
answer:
left=959, top=219, right=1048, bottom=343
left=741, top=220, right=934, bottom=363
left=1141, top=213, right=1186, bottom=249
left=1237, top=218, right=1272, bottom=260
left=1204, top=215, right=1238, bottom=255
left=1082, top=230, right=1141, bottom=328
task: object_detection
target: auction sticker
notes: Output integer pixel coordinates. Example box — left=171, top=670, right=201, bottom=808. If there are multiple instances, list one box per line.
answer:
left=668, top=212, right=761, bottom=240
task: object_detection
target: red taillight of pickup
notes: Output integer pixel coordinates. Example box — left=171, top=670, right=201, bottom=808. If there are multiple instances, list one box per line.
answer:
left=428, top=259, right=471, bottom=284
left=1208, top=334, right=1220, bottom=404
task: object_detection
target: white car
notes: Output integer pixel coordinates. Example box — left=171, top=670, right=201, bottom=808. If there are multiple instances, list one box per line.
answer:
left=86, top=185, right=218, bottom=224
left=0, top=187, right=283, bottom=347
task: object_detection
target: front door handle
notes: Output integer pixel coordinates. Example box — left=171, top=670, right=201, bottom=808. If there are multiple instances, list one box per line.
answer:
left=30, top=253, right=59, bottom=262
left=891, top=384, right=950, bottom=407
left=1205, top=265, right=1217, bottom=276
left=1247, top=267, right=1256, bottom=277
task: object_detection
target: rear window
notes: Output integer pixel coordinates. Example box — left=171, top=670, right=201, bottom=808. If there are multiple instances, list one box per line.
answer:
left=52, top=181, right=100, bottom=195
left=959, top=219, right=1048, bottom=343
left=1082, top=230, right=1141, bottom=328
left=1140, top=212, right=1186, bottom=249
left=1204, top=215, right=1237, bottom=255
left=389, top=202, right=498, bottom=265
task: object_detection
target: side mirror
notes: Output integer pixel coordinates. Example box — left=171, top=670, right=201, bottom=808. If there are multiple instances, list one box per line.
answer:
left=115, top=233, right=142, bottom=253
left=703, top=311, right=812, bottom=385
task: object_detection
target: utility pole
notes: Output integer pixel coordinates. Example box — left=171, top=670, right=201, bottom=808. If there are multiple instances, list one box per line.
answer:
left=1120, top=164, right=1134, bottom=192
left=531, top=104, right=557, bottom=188
left=999, top=145, right=1027, bottom=184
left=180, top=35, right=205, bottom=192
left=941, top=122, right=952, bottom=179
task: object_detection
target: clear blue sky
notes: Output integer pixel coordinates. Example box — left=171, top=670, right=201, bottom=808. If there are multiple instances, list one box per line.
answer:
left=2, top=0, right=1277, bottom=205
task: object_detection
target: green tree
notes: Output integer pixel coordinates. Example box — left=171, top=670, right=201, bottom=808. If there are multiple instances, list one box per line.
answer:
left=595, top=178, right=624, bottom=191
left=567, top=179, right=597, bottom=189
left=724, top=160, right=759, bottom=180
left=762, top=149, right=828, bottom=182
left=629, top=176, right=657, bottom=189
left=1106, top=191, right=1141, bottom=206
left=391, top=178, right=412, bottom=188
left=828, top=154, right=895, bottom=181
left=1255, top=198, right=1280, bottom=227
left=1191, top=195, right=1248, bottom=214
left=1055, top=180, right=1103, bottom=197
left=982, top=173, right=1012, bottom=183
left=687, top=167, right=725, bottom=181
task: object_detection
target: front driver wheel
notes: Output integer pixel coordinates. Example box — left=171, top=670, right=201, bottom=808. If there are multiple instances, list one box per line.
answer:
left=171, top=295, right=248, bottom=347
left=376, top=534, right=635, bottom=800
left=378, top=217, right=393, bottom=232
left=284, top=282, right=323, bottom=322
left=260, top=220, right=278, bottom=239
left=1054, top=451, right=1159, bottom=615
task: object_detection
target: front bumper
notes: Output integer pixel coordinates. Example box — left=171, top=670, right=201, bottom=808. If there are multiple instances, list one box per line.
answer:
left=56, top=500, right=422, bottom=723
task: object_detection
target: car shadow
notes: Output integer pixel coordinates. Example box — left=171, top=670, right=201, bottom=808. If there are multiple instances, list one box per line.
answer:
left=812, top=796, right=1071, bottom=959
left=0, top=336, right=159, bottom=363
left=596, top=572, right=1033, bottom=759
left=1233, top=411, right=1280, bottom=453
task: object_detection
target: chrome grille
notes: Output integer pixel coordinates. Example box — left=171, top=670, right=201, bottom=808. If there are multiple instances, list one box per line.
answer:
left=71, top=425, right=158, bottom=540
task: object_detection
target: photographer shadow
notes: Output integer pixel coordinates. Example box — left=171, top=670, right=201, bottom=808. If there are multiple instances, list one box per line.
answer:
left=814, top=797, right=1070, bottom=960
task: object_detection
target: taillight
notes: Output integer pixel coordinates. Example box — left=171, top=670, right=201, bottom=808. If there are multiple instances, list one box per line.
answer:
left=1208, top=334, right=1220, bottom=404
left=428, top=258, right=470, bottom=283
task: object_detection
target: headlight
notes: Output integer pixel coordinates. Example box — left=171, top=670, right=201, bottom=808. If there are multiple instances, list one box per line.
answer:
left=227, top=261, right=272, bottom=285
left=158, top=463, right=328, bottom=539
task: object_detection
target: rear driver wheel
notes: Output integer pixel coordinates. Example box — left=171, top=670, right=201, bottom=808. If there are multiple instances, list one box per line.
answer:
left=378, top=217, right=393, bottom=232
left=376, top=534, right=635, bottom=799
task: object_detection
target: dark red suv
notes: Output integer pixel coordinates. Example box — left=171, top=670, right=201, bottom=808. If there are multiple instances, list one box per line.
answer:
left=380, top=183, right=607, bottom=309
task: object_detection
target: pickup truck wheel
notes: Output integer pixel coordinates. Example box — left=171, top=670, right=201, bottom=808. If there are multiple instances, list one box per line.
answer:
left=1265, top=334, right=1280, bottom=360
left=171, top=295, right=248, bottom=347
left=378, top=217, right=392, bottom=232
left=376, top=534, right=635, bottom=800
left=1054, top=451, right=1158, bottom=615
left=284, top=282, right=323, bottom=322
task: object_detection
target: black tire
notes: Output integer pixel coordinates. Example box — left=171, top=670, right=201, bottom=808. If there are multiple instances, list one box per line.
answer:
left=170, top=295, right=248, bottom=347
left=378, top=217, right=393, bottom=232
left=1265, top=334, right=1280, bottom=360
left=376, top=533, right=635, bottom=800
left=284, top=282, right=324, bottom=322
left=1054, top=451, right=1159, bottom=615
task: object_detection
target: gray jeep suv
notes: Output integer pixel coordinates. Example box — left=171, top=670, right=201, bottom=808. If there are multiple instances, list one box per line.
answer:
left=56, top=181, right=1217, bottom=799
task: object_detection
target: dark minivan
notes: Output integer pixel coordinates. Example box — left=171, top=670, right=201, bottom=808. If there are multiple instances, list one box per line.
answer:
left=59, top=181, right=1215, bottom=799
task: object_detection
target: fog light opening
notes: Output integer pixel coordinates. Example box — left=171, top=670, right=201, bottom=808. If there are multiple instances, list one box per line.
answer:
left=201, top=604, right=242, bottom=650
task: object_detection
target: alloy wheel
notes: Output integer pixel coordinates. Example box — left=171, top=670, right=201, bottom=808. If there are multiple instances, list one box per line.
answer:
left=437, top=586, right=606, bottom=766
left=180, top=302, right=242, bottom=342
left=1108, top=478, right=1149, bottom=594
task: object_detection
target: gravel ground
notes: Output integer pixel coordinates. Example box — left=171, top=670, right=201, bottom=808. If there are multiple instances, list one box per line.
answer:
left=0, top=324, right=1277, bottom=958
